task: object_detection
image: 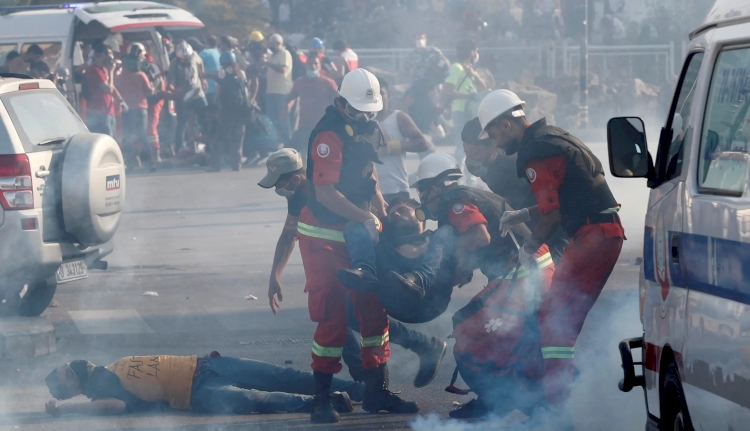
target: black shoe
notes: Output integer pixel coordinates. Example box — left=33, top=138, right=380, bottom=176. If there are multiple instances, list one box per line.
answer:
left=389, top=272, right=426, bottom=301
left=336, top=268, right=379, bottom=292
left=310, top=372, right=339, bottom=423
left=449, top=398, right=491, bottom=419
left=331, top=391, right=353, bottom=413
left=362, top=364, right=419, bottom=414
left=413, top=337, right=447, bottom=388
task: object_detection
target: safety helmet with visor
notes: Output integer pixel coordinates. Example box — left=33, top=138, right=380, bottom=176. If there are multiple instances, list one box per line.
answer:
left=174, top=40, right=194, bottom=60
left=339, top=68, right=383, bottom=123
left=411, top=153, right=462, bottom=221
left=477, top=89, right=526, bottom=139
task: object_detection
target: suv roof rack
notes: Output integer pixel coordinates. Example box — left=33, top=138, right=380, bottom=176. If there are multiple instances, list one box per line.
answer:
left=0, top=73, right=34, bottom=80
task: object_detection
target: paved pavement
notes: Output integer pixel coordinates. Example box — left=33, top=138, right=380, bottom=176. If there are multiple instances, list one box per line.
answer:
left=0, top=144, right=650, bottom=431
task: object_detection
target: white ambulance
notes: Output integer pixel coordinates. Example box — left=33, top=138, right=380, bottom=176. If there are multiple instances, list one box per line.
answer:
left=608, top=1, right=750, bottom=430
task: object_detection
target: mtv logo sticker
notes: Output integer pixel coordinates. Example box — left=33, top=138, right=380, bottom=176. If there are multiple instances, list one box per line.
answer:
left=106, top=174, right=121, bottom=191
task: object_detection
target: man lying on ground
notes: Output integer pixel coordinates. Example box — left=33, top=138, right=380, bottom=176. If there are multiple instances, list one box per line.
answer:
left=44, top=352, right=360, bottom=416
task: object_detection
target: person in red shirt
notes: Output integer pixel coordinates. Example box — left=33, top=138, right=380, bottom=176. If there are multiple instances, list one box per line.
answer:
left=85, top=45, right=123, bottom=137
left=116, top=51, right=154, bottom=170
left=287, top=56, right=339, bottom=156
left=410, top=152, right=554, bottom=419
left=298, top=69, right=417, bottom=423
left=478, top=89, right=624, bottom=426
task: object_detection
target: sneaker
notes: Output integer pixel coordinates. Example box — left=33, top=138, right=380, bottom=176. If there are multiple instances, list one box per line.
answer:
left=336, top=268, right=380, bottom=292
left=413, top=338, right=447, bottom=388
left=449, top=398, right=491, bottom=419
left=388, top=272, right=425, bottom=301
left=331, top=391, right=353, bottom=413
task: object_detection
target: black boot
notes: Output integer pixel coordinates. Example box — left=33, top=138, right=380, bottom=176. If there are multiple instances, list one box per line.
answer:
left=449, top=398, right=491, bottom=419
left=331, top=391, right=354, bottom=413
left=412, top=337, right=447, bottom=388
left=310, top=372, right=339, bottom=423
left=388, top=271, right=426, bottom=301
left=362, top=364, right=419, bottom=414
left=336, top=267, right=380, bottom=292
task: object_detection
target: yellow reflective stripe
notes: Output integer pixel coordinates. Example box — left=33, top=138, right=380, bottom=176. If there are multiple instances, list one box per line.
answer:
left=297, top=222, right=345, bottom=242
left=312, top=342, right=343, bottom=358
left=600, top=206, right=621, bottom=214
left=541, top=347, right=574, bottom=359
left=361, top=331, right=389, bottom=347
left=503, top=253, right=554, bottom=279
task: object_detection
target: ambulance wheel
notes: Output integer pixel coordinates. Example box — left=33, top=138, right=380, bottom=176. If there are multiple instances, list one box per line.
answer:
left=660, top=361, right=694, bottom=431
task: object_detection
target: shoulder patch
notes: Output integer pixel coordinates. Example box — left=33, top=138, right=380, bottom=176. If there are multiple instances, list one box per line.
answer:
left=526, top=168, right=537, bottom=183
left=453, top=203, right=466, bottom=214
left=317, top=143, right=331, bottom=158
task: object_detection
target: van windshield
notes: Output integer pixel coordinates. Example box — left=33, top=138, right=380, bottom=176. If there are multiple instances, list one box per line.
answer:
left=0, top=89, right=87, bottom=153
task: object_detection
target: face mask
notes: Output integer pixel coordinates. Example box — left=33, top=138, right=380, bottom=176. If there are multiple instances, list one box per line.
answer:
left=306, top=69, right=320, bottom=78
left=343, top=102, right=377, bottom=123
left=275, top=187, right=295, bottom=198
left=275, top=177, right=299, bottom=197
left=416, top=187, right=439, bottom=221
left=416, top=39, right=427, bottom=49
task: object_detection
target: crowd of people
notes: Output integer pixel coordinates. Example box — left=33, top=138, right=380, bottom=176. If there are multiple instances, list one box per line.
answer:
left=39, top=61, right=624, bottom=428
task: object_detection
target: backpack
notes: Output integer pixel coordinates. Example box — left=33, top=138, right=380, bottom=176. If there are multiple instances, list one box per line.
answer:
left=286, top=43, right=307, bottom=81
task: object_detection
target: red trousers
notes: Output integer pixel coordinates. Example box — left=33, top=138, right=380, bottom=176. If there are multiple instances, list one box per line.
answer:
left=147, top=100, right=164, bottom=150
left=298, top=232, right=390, bottom=374
left=538, top=221, right=624, bottom=405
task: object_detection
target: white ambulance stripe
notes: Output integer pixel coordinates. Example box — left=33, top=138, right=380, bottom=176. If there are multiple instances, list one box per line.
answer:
left=68, top=309, right=154, bottom=335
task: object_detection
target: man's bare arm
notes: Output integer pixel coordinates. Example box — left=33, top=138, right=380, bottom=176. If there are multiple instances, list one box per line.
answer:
left=397, top=111, right=434, bottom=153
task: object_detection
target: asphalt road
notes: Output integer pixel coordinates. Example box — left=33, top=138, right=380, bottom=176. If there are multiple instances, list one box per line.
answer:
left=0, top=143, right=650, bottom=431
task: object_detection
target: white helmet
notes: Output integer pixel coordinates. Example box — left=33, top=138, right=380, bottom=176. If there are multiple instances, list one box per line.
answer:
left=411, top=153, right=462, bottom=189
left=339, top=68, right=383, bottom=113
left=477, top=89, right=526, bottom=139
left=175, top=40, right=194, bottom=59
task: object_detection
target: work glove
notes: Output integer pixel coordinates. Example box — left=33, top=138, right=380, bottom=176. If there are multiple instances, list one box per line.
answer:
left=120, top=100, right=129, bottom=113
left=363, top=217, right=380, bottom=243
left=518, top=244, right=538, bottom=271
left=500, top=208, right=530, bottom=237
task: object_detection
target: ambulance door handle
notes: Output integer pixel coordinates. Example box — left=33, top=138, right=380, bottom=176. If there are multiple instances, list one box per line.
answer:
left=671, top=233, right=680, bottom=264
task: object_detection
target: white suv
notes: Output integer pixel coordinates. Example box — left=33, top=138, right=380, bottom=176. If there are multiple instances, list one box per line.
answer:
left=0, top=74, right=126, bottom=316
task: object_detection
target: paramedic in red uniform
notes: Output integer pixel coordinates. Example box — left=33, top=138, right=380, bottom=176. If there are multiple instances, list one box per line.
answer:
left=410, top=152, right=554, bottom=419
left=298, top=68, right=418, bottom=424
left=478, top=89, right=625, bottom=424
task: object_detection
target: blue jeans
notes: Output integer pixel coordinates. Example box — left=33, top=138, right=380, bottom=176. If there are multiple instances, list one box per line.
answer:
left=344, top=221, right=377, bottom=275
left=86, top=113, right=115, bottom=137
left=265, top=93, right=291, bottom=144
left=190, top=356, right=364, bottom=414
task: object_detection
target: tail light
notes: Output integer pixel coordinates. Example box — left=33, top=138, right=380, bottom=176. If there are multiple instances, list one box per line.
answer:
left=0, top=155, right=33, bottom=210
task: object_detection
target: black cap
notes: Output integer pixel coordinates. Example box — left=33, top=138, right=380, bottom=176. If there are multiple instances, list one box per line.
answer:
left=461, top=117, right=493, bottom=147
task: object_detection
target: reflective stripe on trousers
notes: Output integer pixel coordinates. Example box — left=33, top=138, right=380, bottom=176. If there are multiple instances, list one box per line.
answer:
left=297, top=222, right=345, bottom=243
left=360, top=331, right=389, bottom=348
left=312, top=341, right=344, bottom=358
left=541, top=346, right=574, bottom=359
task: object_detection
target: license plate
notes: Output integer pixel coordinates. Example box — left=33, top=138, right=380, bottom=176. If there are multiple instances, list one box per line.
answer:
left=56, top=260, right=88, bottom=284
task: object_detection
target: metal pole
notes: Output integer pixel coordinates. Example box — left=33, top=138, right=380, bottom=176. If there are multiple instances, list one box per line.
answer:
left=579, top=0, right=589, bottom=128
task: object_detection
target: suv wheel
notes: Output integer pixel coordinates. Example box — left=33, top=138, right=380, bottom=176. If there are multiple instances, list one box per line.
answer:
left=660, top=361, right=694, bottom=431
left=0, top=281, right=57, bottom=317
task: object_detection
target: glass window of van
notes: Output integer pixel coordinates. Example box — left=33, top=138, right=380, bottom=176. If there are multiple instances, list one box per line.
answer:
left=0, top=44, right=19, bottom=70
left=20, top=42, right=62, bottom=73
left=698, top=48, right=750, bottom=196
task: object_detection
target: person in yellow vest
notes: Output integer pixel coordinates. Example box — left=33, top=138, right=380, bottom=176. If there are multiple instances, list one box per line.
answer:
left=44, top=352, right=360, bottom=416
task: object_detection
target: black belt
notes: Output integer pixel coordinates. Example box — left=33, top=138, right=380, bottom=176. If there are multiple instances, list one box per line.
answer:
left=585, top=212, right=621, bottom=226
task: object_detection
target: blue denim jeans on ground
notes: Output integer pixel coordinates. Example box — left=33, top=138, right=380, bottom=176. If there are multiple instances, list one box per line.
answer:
left=410, top=225, right=456, bottom=289
left=86, top=113, right=115, bottom=137
left=189, top=356, right=365, bottom=414
left=265, top=93, right=291, bottom=144
left=343, top=221, right=377, bottom=275
left=343, top=298, right=432, bottom=382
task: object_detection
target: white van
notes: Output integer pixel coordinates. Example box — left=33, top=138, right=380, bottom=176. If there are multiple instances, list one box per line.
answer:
left=608, top=1, right=750, bottom=430
left=0, top=1, right=203, bottom=105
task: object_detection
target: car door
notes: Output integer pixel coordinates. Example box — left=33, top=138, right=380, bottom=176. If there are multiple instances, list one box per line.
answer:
left=642, top=51, right=704, bottom=416
left=681, top=44, right=750, bottom=430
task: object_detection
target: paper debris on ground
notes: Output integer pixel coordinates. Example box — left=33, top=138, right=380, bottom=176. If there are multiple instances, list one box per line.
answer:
left=142, top=291, right=158, bottom=297
left=244, top=295, right=258, bottom=300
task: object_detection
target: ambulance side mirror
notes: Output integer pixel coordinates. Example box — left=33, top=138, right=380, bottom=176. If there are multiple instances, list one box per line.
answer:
left=607, top=117, right=651, bottom=178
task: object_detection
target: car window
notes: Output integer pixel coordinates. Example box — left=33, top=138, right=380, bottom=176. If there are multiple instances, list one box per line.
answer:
left=698, top=48, right=750, bottom=196
left=1, top=89, right=87, bottom=153
left=658, top=52, right=704, bottom=182
left=20, top=42, right=63, bottom=71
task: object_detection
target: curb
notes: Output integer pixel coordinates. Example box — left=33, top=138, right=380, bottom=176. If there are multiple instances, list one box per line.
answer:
left=0, top=317, right=56, bottom=359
